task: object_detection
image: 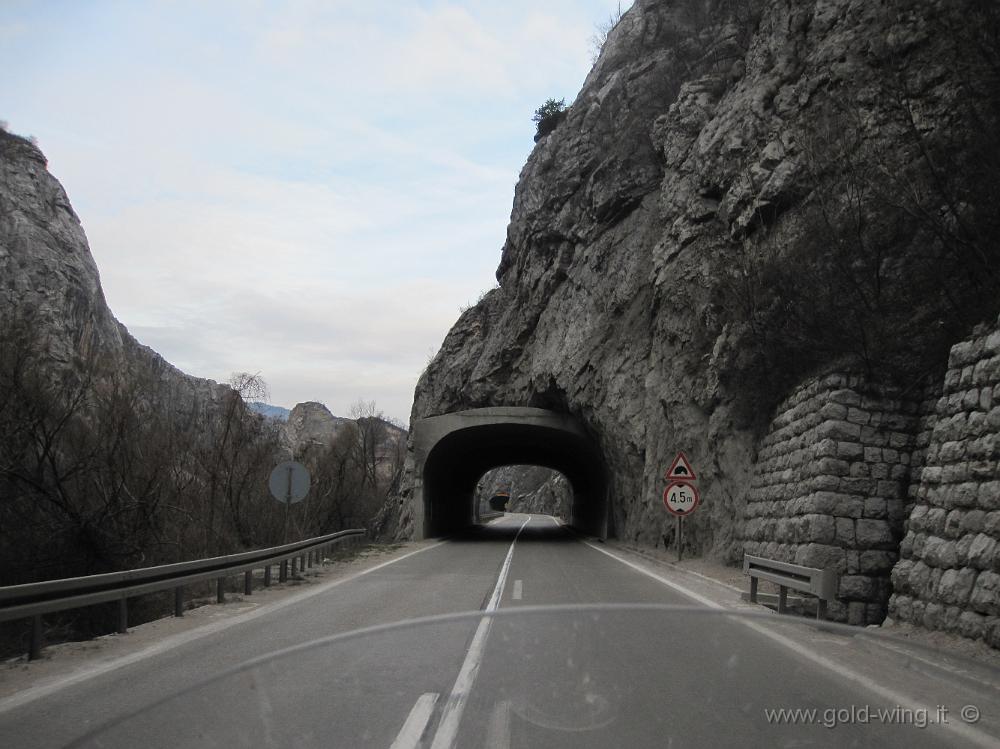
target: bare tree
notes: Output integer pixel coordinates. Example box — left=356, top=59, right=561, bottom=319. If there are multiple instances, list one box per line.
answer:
left=349, top=399, right=388, bottom=491
left=204, top=373, right=283, bottom=551
left=590, top=2, right=626, bottom=63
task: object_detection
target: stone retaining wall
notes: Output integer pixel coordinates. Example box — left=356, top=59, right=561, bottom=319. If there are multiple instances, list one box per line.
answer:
left=741, top=314, right=1000, bottom=643
left=889, top=317, right=1000, bottom=646
left=741, top=375, right=921, bottom=624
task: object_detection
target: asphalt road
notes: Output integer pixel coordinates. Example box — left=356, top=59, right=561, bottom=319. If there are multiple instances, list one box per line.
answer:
left=0, top=514, right=997, bottom=748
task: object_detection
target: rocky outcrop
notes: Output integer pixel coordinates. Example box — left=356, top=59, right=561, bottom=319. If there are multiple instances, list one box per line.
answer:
left=281, top=401, right=407, bottom=475
left=282, top=402, right=352, bottom=455
left=401, top=0, right=1000, bottom=637
left=0, top=131, right=121, bottom=365
left=0, top=128, right=231, bottom=412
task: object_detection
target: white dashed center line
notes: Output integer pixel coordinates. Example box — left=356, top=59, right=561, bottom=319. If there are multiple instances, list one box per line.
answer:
left=429, top=516, right=530, bottom=749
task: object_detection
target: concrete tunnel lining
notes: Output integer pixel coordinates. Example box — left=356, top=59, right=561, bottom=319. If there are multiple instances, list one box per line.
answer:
left=410, top=408, right=609, bottom=538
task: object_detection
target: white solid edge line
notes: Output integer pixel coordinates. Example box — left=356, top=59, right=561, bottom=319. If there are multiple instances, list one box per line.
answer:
left=583, top=541, right=998, bottom=749
left=0, top=540, right=447, bottom=715
left=583, top=541, right=722, bottom=609
left=389, top=692, right=439, bottom=749
left=430, top=516, right=531, bottom=749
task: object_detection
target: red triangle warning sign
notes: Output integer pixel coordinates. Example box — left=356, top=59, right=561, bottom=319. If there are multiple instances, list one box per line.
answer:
left=665, top=452, right=697, bottom=480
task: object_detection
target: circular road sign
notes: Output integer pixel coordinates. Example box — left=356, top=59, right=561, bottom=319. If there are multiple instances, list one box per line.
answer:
left=663, top=480, right=699, bottom=516
left=269, top=461, right=311, bottom=504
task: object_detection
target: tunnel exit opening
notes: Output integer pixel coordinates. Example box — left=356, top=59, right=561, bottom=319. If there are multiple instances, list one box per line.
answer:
left=474, top=465, right=572, bottom=521
left=411, top=408, right=609, bottom=539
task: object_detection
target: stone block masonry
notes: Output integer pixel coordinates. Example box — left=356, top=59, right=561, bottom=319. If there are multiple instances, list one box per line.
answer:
left=740, top=313, right=1000, bottom=642
left=740, top=375, right=922, bottom=625
left=889, top=315, right=1000, bottom=646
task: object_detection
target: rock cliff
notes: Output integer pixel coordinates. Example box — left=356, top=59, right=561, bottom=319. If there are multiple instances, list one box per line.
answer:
left=405, top=0, right=1000, bottom=574
left=0, top=128, right=232, bottom=412
left=0, top=127, right=273, bottom=586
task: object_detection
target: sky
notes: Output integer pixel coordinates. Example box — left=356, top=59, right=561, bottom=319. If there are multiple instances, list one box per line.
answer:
left=1, top=0, right=631, bottom=424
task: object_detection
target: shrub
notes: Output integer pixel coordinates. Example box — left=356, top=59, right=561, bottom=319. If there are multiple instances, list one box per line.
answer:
left=532, top=98, right=567, bottom=142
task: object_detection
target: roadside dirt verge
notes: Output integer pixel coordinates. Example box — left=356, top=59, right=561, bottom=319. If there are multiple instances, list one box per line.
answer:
left=0, top=540, right=434, bottom=702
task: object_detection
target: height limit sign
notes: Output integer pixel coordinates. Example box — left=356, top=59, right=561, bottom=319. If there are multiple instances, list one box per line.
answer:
left=663, top=480, right=699, bottom=516
left=663, top=452, right=699, bottom=560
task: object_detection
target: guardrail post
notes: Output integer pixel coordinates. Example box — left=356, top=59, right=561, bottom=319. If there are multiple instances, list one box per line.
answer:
left=300, top=554, right=306, bottom=572
left=749, top=576, right=758, bottom=604
left=217, top=578, right=225, bottom=603
left=290, top=556, right=297, bottom=576
left=244, top=570, right=252, bottom=596
left=264, top=564, right=272, bottom=586
left=29, top=615, right=43, bottom=661
left=279, top=559, right=288, bottom=582
left=174, top=586, right=184, bottom=617
left=118, top=598, right=128, bottom=634
left=778, top=586, right=788, bottom=614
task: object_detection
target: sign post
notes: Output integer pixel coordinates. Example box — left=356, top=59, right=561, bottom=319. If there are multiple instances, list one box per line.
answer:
left=269, top=461, right=311, bottom=543
left=663, top=452, right=699, bottom=562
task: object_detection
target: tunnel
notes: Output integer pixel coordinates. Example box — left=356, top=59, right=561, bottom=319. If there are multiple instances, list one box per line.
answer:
left=486, top=492, right=510, bottom=512
left=410, top=407, right=609, bottom=539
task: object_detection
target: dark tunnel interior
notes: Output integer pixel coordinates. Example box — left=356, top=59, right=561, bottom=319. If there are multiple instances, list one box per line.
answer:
left=487, top=492, right=510, bottom=512
left=422, top=422, right=608, bottom=538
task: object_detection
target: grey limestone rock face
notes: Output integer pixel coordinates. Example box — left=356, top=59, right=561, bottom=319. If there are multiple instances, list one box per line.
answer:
left=0, top=132, right=122, bottom=365
left=404, top=0, right=1000, bottom=565
left=0, top=129, right=233, bottom=425
left=282, top=401, right=352, bottom=456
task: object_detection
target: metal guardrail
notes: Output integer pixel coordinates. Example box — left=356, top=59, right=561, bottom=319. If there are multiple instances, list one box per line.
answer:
left=743, top=554, right=838, bottom=620
left=0, top=528, right=366, bottom=660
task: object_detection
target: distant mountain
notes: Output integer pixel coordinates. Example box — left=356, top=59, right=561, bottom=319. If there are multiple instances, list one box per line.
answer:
left=248, top=402, right=291, bottom=421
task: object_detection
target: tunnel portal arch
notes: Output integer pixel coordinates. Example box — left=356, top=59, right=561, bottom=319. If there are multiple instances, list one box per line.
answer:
left=410, top=407, right=609, bottom=538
